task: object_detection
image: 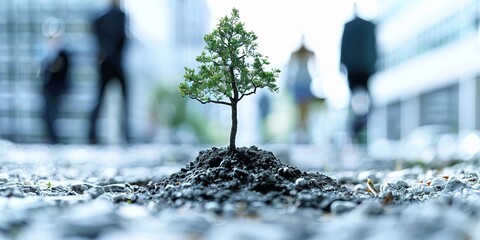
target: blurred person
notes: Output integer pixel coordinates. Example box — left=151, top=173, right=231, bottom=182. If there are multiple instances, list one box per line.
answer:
left=287, top=36, right=319, bottom=143
left=258, top=90, right=271, bottom=143
left=89, top=0, right=131, bottom=144
left=40, top=17, right=70, bottom=144
left=340, top=3, right=377, bottom=145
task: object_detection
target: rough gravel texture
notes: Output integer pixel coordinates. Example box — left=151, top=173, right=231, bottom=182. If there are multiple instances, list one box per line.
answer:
left=2, top=143, right=480, bottom=239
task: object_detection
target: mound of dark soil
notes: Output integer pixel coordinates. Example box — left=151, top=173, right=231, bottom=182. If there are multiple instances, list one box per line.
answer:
left=135, top=146, right=357, bottom=213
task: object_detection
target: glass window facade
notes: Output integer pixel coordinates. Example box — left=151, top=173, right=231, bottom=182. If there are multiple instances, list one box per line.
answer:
left=387, top=101, right=402, bottom=140
left=0, top=0, right=98, bottom=143
left=419, top=84, right=459, bottom=131
left=379, top=1, right=478, bottom=70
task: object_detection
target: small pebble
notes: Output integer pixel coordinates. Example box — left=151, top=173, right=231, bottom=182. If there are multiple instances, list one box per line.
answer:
left=443, top=177, right=469, bottom=193
left=330, top=200, right=357, bottom=214
left=204, top=201, right=221, bottom=213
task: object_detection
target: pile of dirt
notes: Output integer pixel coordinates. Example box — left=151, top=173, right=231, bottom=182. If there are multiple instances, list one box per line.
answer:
left=135, top=146, right=358, bottom=213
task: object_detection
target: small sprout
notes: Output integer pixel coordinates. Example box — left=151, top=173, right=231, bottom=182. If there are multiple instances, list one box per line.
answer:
left=126, top=199, right=132, bottom=204
left=47, top=181, right=52, bottom=189
left=366, top=178, right=378, bottom=196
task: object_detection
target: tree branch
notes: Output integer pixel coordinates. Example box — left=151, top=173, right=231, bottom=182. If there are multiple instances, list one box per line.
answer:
left=238, top=78, right=258, bottom=101
left=191, top=97, right=231, bottom=106
left=238, top=86, right=258, bottom=101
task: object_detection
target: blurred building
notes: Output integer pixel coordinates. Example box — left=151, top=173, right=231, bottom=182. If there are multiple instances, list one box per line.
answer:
left=369, top=0, right=480, bottom=150
left=0, top=0, right=100, bottom=143
left=167, top=0, right=210, bottom=86
left=0, top=0, right=213, bottom=144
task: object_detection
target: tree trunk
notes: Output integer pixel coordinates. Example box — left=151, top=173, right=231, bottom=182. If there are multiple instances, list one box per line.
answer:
left=229, top=66, right=238, bottom=153
left=229, top=101, right=237, bottom=152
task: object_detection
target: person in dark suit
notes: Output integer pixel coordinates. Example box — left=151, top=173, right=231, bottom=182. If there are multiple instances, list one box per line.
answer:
left=340, top=3, right=377, bottom=144
left=41, top=17, right=70, bottom=144
left=89, top=0, right=131, bottom=144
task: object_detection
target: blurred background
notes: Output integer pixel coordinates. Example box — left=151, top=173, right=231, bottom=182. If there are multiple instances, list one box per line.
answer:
left=1, top=0, right=480, bottom=162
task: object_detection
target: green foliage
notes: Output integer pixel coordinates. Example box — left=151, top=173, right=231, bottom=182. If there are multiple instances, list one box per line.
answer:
left=179, top=9, right=280, bottom=152
left=179, top=8, right=280, bottom=151
left=179, top=8, right=280, bottom=105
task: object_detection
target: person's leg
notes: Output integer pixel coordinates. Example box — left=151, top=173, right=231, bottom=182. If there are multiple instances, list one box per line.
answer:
left=351, top=111, right=367, bottom=143
left=89, top=65, right=110, bottom=144
left=358, top=73, right=372, bottom=144
left=295, top=101, right=311, bottom=143
left=348, top=73, right=371, bottom=144
left=299, top=101, right=309, bottom=133
left=347, top=73, right=361, bottom=143
left=43, top=89, right=59, bottom=143
left=116, top=66, right=131, bottom=143
left=50, top=93, right=62, bottom=143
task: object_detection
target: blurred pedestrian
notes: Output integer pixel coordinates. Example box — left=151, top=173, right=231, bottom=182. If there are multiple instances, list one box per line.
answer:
left=258, top=90, right=271, bottom=143
left=40, top=17, right=70, bottom=144
left=340, top=3, right=377, bottom=144
left=89, top=0, right=131, bottom=144
left=287, top=36, right=319, bottom=143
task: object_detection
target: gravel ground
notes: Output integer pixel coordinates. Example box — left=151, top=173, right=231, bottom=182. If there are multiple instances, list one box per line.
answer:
left=1, top=140, right=480, bottom=240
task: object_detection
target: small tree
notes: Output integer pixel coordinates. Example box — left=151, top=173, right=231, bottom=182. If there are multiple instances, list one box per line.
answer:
left=179, top=8, right=280, bottom=152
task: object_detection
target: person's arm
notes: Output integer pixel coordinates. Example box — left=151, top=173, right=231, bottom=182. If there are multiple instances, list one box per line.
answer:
left=50, top=51, right=68, bottom=73
left=371, top=23, right=378, bottom=73
left=92, top=18, right=106, bottom=62
left=339, top=24, right=349, bottom=74
left=118, top=12, right=127, bottom=50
